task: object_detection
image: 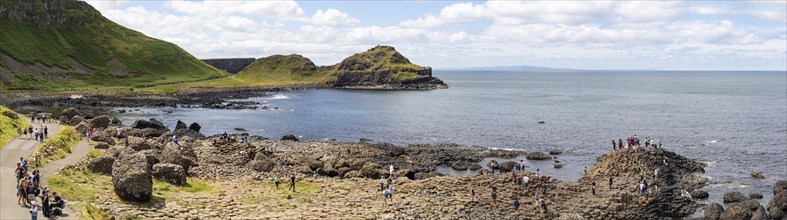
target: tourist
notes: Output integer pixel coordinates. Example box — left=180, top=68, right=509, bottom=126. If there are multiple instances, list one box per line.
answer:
left=41, top=191, right=50, bottom=218
left=654, top=168, right=659, bottom=180
left=17, top=128, right=22, bottom=137
left=609, top=176, right=613, bottom=190
left=645, top=137, right=651, bottom=147
left=523, top=175, right=530, bottom=192
left=32, top=170, right=40, bottom=187
left=52, top=192, right=64, bottom=209
left=289, top=175, right=296, bottom=192
left=519, top=160, right=525, bottom=172
left=388, top=183, right=395, bottom=203
left=657, top=139, right=662, bottom=148
left=43, top=126, right=48, bottom=139
left=382, top=186, right=390, bottom=209
left=490, top=161, right=498, bottom=174
left=612, top=140, right=616, bottom=150
left=389, top=164, right=394, bottom=178
left=34, top=155, right=40, bottom=168
left=274, top=176, right=281, bottom=189
left=23, top=128, right=28, bottom=139
left=536, top=169, right=541, bottom=180
left=540, top=198, right=548, bottom=215
left=124, top=138, right=129, bottom=148
left=173, top=135, right=179, bottom=145
left=18, top=178, right=27, bottom=206
left=491, top=186, right=497, bottom=208
left=511, top=171, right=518, bottom=184
left=380, top=176, right=385, bottom=191
left=642, top=180, right=648, bottom=195
left=584, top=167, right=587, bottom=174
left=471, top=187, right=476, bottom=202
left=591, top=181, right=596, bottom=195
left=513, top=197, right=520, bottom=211
left=89, top=128, right=94, bottom=139
left=541, top=182, right=547, bottom=194
left=618, top=139, right=623, bottom=149
left=30, top=201, right=39, bottom=220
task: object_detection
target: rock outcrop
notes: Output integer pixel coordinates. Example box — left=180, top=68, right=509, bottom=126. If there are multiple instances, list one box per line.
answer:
left=705, top=203, right=724, bottom=220
left=87, top=156, right=115, bottom=174
left=724, top=191, right=746, bottom=203
left=89, top=115, right=110, bottom=129
left=526, top=152, right=552, bottom=160
left=131, top=119, right=167, bottom=130
left=112, top=152, right=153, bottom=202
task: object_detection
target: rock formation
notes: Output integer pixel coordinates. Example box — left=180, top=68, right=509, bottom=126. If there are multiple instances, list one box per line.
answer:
left=112, top=152, right=153, bottom=202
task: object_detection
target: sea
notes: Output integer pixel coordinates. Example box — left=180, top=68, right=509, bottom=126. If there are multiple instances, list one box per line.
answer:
left=113, top=70, right=787, bottom=208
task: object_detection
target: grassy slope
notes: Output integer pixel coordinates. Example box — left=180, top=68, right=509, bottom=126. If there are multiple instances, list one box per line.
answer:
left=0, top=105, right=30, bottom=148
left=0, top=1, right=227, bottom=90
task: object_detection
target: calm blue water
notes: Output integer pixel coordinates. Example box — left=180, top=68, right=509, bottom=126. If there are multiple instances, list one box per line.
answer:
left=116, top=70, right=787, bottom=206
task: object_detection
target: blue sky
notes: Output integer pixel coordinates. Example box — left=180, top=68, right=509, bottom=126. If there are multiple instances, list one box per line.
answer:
left=85, top=0, right=787, bottom=70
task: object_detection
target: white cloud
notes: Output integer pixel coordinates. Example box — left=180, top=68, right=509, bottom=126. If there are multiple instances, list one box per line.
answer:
left=311, top=8, right=360, bottom=26
left=84, top=1, right=786, bottom=70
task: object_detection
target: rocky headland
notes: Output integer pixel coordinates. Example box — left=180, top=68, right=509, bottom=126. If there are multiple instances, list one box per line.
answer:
left=38, top=109, right=784, bottom=219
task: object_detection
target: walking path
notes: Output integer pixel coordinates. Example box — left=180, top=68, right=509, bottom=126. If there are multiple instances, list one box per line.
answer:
left=0, top=121, right=92, bottom=220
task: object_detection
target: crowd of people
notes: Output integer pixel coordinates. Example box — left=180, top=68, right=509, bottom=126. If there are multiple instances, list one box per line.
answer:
left=17, top=125, right=48, bottom=142
left=15, top=158, right=65, bottom=219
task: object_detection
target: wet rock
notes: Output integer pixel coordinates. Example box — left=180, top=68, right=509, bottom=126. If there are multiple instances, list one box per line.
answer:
left=281, top=135, right=299, bottom=141
left=450, top=161, right=469, bottom=170
left=548, top=149, right=563, bottom=155
left=750, top=193, right=763, bottom=199
left=152, top=163, right=187, bottom=185
left=526, top=152, right=552, bottom=160
left=752, top=172, right=768, bottom=179
left=723, top=191, right=746, bottom=203
left=751, top=205, right=768, bottom=220
left=61, top=108, right=81, bottom=120
left=498, top=161, right=518, bottom=172
left=234, top=128, right=246, bottom=131
left=775, top=180, right=787, bottom=195
left=90, top=115, right=110, bottom=129
left=691, top=190, right=709, bottom=199
left=69, top=115, right=85, bottom=126
left=768, top=191, right=787, bottom=219
left=110, top=117, right=123, bottom=126
left=112, top=152, right=153, bottom=202
left=127, top=128, right=165, bottom=138
left=720, top=203, right=751, bottom=220
left=189, top=123, right=201, bottom=132
left=131, top=119, right=167, bottom=130
left=359, top=138, right=372, bottom=143
left=485, top=149, right=524, bottom=158
left=175, top=120, right=187, bottom=130
left=705, top=203, right=724, bottom=220
left=87, top=156, right=115, bottom=175
left=468, top=163, right=482, bottom=171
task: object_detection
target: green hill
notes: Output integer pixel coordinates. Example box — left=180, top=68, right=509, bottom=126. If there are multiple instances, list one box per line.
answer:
left=0, top=0, right=227, bottom=91
left=230, top=46, right=445, bottom=89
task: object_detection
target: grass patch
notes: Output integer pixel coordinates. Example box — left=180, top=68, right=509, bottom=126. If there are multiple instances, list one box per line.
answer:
left=0, top=105, right=29, bottom=148
left=393, top=71, right=419, bottom=79
left=153, top=178, right=224, bottom=201
left=47, top=168, right=112, bottom=203
left=86, top=149, right=103, bottom=159
left=29, top=125, right=81, bottom=166
left=74, top=203, right=112, bottom=220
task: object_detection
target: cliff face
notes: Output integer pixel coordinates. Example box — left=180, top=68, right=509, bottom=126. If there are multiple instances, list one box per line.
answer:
left=0, top=0, right=99, bottom=26
left=201, top=58, right=255, bottom=74
left=331, top=46, right=447, bottom=89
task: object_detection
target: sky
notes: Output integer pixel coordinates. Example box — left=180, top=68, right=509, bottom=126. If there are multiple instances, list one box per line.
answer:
left=84, top=0, right=787, bottom=70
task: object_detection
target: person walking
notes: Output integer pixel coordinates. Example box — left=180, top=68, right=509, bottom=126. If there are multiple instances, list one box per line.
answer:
left=591, top=182, right=597, bottom=195
left=274, top=176, right=281, bottom=189
left=491, top=186, right=497, bottom=208
left=43, top=126, right=48, bottom=139
left=513, top=197, right=520, bottom=211
left=30, top=201, right=39, bottom=220
left=289, top=175, right=296, bottom=192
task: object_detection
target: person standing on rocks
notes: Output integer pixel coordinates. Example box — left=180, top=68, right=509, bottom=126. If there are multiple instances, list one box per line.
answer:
left=389, top=164, right=394, bottom=178
left=380, top=176, right=386, bottom=191
left=523, top=175, right=530, bottom=192
left=274, top=176, right=281, bottom=189
left=609, top=176, right=613, bottom=190
left=513, top=197, right=520, bottom=211
left=591, top=181, right=597, bottom=195
left=491, top=187, right=497, bottom=208
left=173, top=135, right=179, bottom=145
left=612, top=140, right=616, bottom=150
left=618, top=139, right=623, bottom=149
left=541, top=182, right=547, bottom=194
left=289, top=175, right=296, bottom=192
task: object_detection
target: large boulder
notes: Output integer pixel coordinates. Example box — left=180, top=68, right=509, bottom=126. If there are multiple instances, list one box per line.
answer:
left=360, top=163, right=381, bottom=179
left=94, top=142, right=110, bottom=149
left=720, top=203, right=752, bottom=220
left=87, top=156, right=115, bottom=175
left=59, top=116, right=69, bottom=124
left=91, top=131, right=116, bottom=145
left=69, top=116, right=85, bottom=126
left=127, top=128, right=165, bottom=138
left=75, top=121, right=90, bottom=135
left=127, top=136, right=151, bottom=151
left=499, top=161, right=518, bottom=172
left=175, top=120, right=188, bottom=130
left=281, top=135, right=299, bottom=141
left=152, top=163, right=186, bottom=185
left=189, top=123, right=201, bottom=132
left=159, top=143, right=196, bottom=173
left=705, top=203, right=724, bottom=220
left=89, top=116, right=110, bottom=129
left=526, top=152, right=552, bottom=160
left=246, top=159, right=275, bottom=172
left=61, top=108, right=81, bottom=120
left=750, top=193, right=764, bottom=199
left=138, top=150, right=161, bottom=171
left=751, top=205, right=768, bottom=220
left=112, top=153, right=153, bottom=202
left=691, top=190, right=709, bottom=199
left=768, top=191, right=787, bottom=219
left=131, top=119, right=167, bottom=130
left=548, top=149, right=563, bottom=155
left=450, top=161, right=470, bottom=170
left=723, top=191, right=746, bottom=203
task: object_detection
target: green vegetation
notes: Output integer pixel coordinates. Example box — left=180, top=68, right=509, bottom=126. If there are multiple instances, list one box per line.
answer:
left=29, top=126, right=81, bottom=166
left=86, top=148, right=104, bottom=159
left=48, top=168, right=111, bottom=204
left=154, top=178, right=223, bottom=196
left=393, top=71, right=419, bottom=79
left=0, top=1, right=227, bottom=91
left=74, top=203, right=113, bottom=220
left=0, top=105, right=29, bottom=148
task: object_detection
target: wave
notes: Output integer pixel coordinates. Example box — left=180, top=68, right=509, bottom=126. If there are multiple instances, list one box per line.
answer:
left=267, top=94, right=290, bottom=99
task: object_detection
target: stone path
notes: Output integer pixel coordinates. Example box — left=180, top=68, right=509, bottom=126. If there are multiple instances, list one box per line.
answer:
left=0, top=121, right=91, bottom=220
